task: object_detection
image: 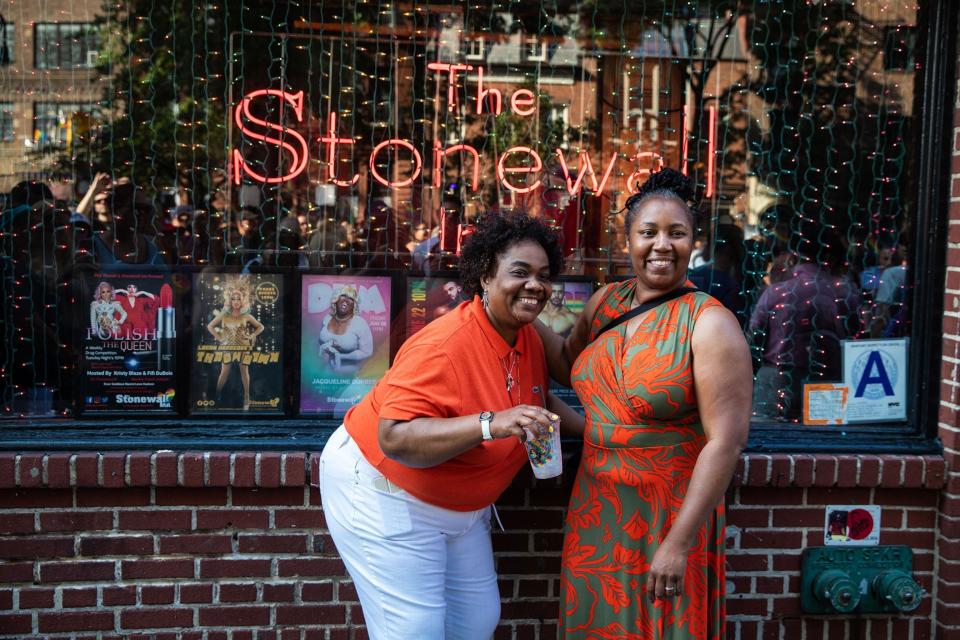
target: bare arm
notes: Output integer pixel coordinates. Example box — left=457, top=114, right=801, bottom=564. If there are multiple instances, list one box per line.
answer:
left=534, top=284, right=611, bottom=386
left=206, top=313, right=222, bottom=340
left=245, top=314, right=265, bottom=338
left=646, top=305, right=751, bottom=601
left=546, top=391, right=585, bottom=437
left=378, top=404, right=558, bottom=468
left=75, top=172, right=110, bottom=216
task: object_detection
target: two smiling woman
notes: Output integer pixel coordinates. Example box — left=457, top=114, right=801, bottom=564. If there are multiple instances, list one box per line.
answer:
left=319, top=169, right=751, bottom=640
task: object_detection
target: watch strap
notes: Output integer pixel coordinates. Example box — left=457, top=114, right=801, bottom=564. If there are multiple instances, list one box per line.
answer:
left=480, top=412, right=494, bottom=441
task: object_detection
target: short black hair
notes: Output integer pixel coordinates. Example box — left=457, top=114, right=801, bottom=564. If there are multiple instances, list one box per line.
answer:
left=459, top=210, right=564, bottom=298
left=624, top=168, right=700, bottom=235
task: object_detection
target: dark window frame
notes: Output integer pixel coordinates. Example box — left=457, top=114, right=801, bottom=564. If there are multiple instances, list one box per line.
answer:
left=0, top=21, right=15, bottom=65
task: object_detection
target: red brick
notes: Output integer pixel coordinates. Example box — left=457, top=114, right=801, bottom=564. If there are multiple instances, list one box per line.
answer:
left=745, top=455, right=769, bottom=486
left=300, top=582, right=333, bottom=601
left=793, top=455, right=814, bottom=487
left=120, top=559, right=194, bottom=580
left=39, top=561, right=114, bottom=582
left=807, top=487, right=872, bottom=504
left=38, top=611, right=114, bottom=632
left=275, top=509, right=326, bottom=529
left=101, top=585, right=136, bottom=606
left=120, top=608, right=193, bottom=629
left=771, top=508, right=822, bottom=528
left=207, top=453, right=230, bottom=486
left=127, top=453, right=151, bottom=486
left=879, top=455, right=904, bottom=487
left=726, top=553, right=769, bottom=572
left=740, top=530, right=803, bottom=549
left=277, top=558, right=347, bottom=577
left=198, top=606, right=270, bottom=627
left=726, top=508, right=769, bottom=528
left=77, top=488, right=151, bottom=508
left=153, top=452, right=177, bottom=487
left=200, top=559, right=272, bottom=579
left=874, top=489, right=939, bottom=508
left=219, top=583, right=258, bottom=602
left=101, top=454, right=126, bottom=488
left=264, top=582, right=298, bottom=602
left=737, top=487, right=805, bottom=506
left=18, top=587, right=55, bottom=608
left=196, top=509, right=270, bottom=530
left=155, top=488, right=228, bottom=506
left=814, top=455, right=837, bottom=486
left=283, top=453, right=307, bottom=487
left=179, top=583, right=214, bottom=604
left=276, top=604, right=347, bottom=625
left=903, top=457, right=924, bottom=487
left=0, top=512, right=35, bottom=534
left=772, top=554, right=801, bottom=571
left=0, top=455, right=15, bottom=488
left=0, top=588, right=13, bottom=609
left=62, top=587, right=98, bottom=607
left=923, top=456, right=946, bottom=489
left=858, top=456, right=881, bottom=486
left=46, top=454, right=71, bottom=488
left=18, top=454, right=44, bottom=488
left=770, top=456, right=792, bottom=487
left=942, top=514, right=960, bottom=538
left=41, top=510, right=112, bottom=532
left=907, top=509, right=937, bottom=528
left=181, top=453, right=205, bottom=487
left=836, top=457, right=859, bottom=488
left=0, top=488, right=72, bottom=508
left=118, top=510, right=191, bottom=530
left=159, top=534, right=232, bottom=555
left=517, top=579, right=549, bottom=597
left=259, top=453, right=282, bottom=488
left=234, top=454, right=257, bottom=487
left=0, top=613, right=33, bottom=634
left=80, top=535, right=153, bottom=556
left=232, top=487, right=306, bottom=507
left=75, top=453, right=99, bottom=487
left=881, top=508, right=905, bottom=528
left=237, top=534, right=308, bottom=554
left=0, top=536, right=74, bottom=559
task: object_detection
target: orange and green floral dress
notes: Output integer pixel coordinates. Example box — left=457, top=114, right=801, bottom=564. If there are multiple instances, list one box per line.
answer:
left=560, top=280, right=725, bottom=639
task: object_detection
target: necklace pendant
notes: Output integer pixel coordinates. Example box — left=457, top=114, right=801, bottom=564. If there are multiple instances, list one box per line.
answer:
left=506, top=374, right=514, bottom=392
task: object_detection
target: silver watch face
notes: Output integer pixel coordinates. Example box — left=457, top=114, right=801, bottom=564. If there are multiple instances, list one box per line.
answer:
left=479, top=411, right=494, bottom=422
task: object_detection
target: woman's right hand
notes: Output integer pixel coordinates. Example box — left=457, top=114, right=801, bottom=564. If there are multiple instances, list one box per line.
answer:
left=489, top=404, right=558, bottom=441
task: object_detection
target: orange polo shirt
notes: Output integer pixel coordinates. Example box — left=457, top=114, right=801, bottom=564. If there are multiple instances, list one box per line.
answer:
left=344, top=296, right=548, bottom=511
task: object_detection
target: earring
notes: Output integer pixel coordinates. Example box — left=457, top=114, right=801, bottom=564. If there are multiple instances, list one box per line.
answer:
left=481, top=289, right=489, bottom=309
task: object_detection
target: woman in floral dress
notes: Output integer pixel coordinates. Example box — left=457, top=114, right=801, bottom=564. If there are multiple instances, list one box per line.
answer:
left=537, top=169, right=751, bottom=638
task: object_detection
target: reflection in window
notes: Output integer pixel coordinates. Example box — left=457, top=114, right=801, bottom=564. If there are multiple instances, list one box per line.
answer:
left=35, top=23, right=98, bottom=69
left=32, top=103, right=95, bottom=148
left=0, top=21, right=14, bottom=65
left=883, top=26, right=916, bottom=71
left=524, top=36, right=546, bottom=61
left=0, top=104, right=13, bottom=141
left=465, top=36, right=484, bottom=60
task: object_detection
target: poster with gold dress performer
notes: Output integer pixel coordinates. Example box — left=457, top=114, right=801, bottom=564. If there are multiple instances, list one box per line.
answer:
left=191, top=273, right=284, bottom=414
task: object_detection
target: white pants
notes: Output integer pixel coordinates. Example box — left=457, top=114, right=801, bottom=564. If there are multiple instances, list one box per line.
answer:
left=319, top=425, right=501, bottom=640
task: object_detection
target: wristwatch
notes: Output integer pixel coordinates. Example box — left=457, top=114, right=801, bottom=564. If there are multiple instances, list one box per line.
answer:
left=479, top=411, right=495, bottom=441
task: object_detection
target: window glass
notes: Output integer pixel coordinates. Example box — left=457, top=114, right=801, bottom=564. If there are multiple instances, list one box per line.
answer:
left=0, top=1, right=937, bottom=434
left=0, top=104, right=13, bottom=141
left=0, top=22, right=14, bottom=65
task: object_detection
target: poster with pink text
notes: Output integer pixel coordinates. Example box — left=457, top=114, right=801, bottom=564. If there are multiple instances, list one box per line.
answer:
left=300, top=274, right=392, bottom=416
left=82, top=271, right=179, bottom=413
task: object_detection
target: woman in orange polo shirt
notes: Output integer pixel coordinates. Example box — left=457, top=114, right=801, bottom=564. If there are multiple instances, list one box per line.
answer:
left=319, top=211, right=584, bottom=639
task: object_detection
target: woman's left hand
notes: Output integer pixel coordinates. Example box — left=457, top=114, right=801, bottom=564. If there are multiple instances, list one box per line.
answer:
left=646, top=539, right=688, bottom=602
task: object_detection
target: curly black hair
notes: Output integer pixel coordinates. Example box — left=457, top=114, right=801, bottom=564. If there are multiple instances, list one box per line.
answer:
left=623, top=168, right=701, bottom=234
left=459, top=211, right=564, bottom=297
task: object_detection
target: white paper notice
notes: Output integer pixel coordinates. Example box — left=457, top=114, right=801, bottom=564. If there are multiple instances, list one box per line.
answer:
left=803, top=384, right=848, bottom=425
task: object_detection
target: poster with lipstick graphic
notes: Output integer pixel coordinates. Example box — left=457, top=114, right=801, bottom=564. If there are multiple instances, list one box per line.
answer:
left=190, top=272, right=284, bottom=414
left=300, top=274, right=391, bottom=416
left=81, top=271, right=178, bottom=413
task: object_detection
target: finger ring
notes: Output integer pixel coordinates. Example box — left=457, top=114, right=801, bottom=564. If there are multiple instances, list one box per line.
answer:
left=664, top=586, right=676, bottom=595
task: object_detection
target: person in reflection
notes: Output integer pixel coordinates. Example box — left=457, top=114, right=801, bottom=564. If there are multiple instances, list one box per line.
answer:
left=535, top=169, right=751, bottom=639
left=749, top=226, right=860, bottom=421
left=319, top=211, right=583, bottom=640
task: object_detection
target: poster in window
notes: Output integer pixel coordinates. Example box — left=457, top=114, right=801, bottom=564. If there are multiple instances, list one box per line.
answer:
left=300, top=275, right=392, bottom=416
left=405, top=275, right=466, bottom=339
left=82, top=271, right=179, bottom=413
left=537, top=278, right=593, bottom=408
left=190, top=272, right=284, bottom=414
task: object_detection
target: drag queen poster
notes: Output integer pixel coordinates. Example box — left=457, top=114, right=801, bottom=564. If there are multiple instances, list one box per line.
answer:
left=190, top=273, right=284, bottom=414
left=82, top=271, right=178, bottom=413
left=300, top=274, right=391, bottom=416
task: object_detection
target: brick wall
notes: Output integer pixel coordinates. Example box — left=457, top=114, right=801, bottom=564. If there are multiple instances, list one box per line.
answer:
left=0, top=451, right=948, bottom=639
left=935, top=34, right=960, bottom=640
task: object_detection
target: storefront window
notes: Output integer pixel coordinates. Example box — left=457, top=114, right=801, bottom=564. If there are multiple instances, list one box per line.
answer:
left=0, top=1, right=949, bottom=448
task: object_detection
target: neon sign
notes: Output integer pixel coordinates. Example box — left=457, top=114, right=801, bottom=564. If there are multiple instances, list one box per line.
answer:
left=231, top=64, right=717, bottom=197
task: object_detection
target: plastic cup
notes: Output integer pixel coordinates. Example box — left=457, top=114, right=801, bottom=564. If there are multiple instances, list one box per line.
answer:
left=523, top=419, right=562, bottom=479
